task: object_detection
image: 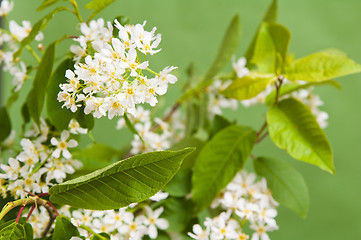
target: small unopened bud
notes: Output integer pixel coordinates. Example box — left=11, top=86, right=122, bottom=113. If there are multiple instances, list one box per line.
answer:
left=38, top=44, right=44, bottom=51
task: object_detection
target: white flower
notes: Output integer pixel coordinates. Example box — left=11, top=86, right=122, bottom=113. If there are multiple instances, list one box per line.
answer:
left=50, top=130, right=78, bottom=159
left=188, top=224, right=210, bottom=240
left=157, top=66, right=177, bottom=88
left=0, top=0, right=13, bottom=16
left=0, top=157, right=20, bottom=180
left=257, top=201, right=278, bottom=227
left=72, top=209, right=94, bottom=227
left=103, top=208, right=132, bottom=229
left=118, top=213, right=147, bottom=240
left=250, top=222, right=278, bottom=240
left=149, top=191, right=169, bottom=202
left=232, top=56, right=250, bottom=78
left=102, top=95, right=126, bottom=119
left=210, top=211, right=239, bottom=239
left=9, top=62, right=27, bottom=92
left=45, top=158, right=76, bottom=183
left=68, top=119, right=88, bottom=135
left=120, top=47, right=149, bottom=77
left=9, top=20, right=32, bottom=41
left=140, top=206, right=168, bottom=239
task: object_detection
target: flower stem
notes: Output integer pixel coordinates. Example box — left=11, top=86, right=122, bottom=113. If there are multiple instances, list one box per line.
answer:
left=146, top=67, right=159, bottom=76
left=69, top=0, right=83, bottom=22
left=15, top=205, right=25, bottom=223
left=25, top=45, right=41, bottom=63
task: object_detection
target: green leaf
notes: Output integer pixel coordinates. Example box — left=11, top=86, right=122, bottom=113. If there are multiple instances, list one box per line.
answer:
left=21, top=103, right=31, bottom=128
left=265, top=80, right=342, bottom=105
left=0, top=107, right=11, bottom=142
left=251, top=22, right=291, bottom=73
left=86, top=0, right=115, bottom=21
left=0, top=218, right=33, bottom=240
left=221, top=73, right=277, bottom=100
left=267, top=98, right=334, bottom=173
left=161, top=197, right=194, bottom=232
left=170, top=136, right=204, bottom=168
left=6, top=88, right=20, bottom=110
left=163, top=168, right=192, bottom=197
left=203, top=15, right=240, bottom=82
left=209, top=115, right=232, bottom=138
left=245, top=0, right=277, bottom=65
left=191, top=125, right=257, bottom=212
left=37, top=0, right=62, bottom=11
left=284, top=49, right=361, bottom=82
left=254, top=157, right=309, bottom=218
left=75, top=106, right=94, bottom=130
left=27, top=42, right=56, bottom=126
left=49, top=148, right=195, bottom=210
left=14, top=7, right=66, bottom=59
left=52, top=215, right=80, bottom=240
left=123, top=113, right=144, bottom=143
left=90, top=233, right=110, bottom=240
left=72, top=143, right=119, bottom=171
left=47, top=58, right=76, bottom=131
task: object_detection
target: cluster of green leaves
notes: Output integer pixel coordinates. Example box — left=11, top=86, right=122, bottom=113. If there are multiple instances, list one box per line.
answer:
left=1, top=0, right=361, bottom=239
left=160, top=0, right=361, bottom=233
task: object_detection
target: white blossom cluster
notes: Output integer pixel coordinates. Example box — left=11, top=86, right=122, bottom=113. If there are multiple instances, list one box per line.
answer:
left=189, top=170, right=279, bottom=240
left=0, top=118, right=85, bottom=199
left=0, top=0, right=43, bottom=92
left=26, top=207, right=51, bottom=238
left=207, top=57, right=250, bottom=115
left=116, top=106, right=185, bottom=155
left=65, top=193, right=169, bottom=240
left=58, top=18, right=178, bottom=119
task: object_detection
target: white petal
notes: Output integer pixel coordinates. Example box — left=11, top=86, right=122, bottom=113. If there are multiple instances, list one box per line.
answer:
left=52, top=148, right=61, bottom=158
left=60, top=130, right=70, bottom=141
left=155, top=218, right=168, bottom=230
left=62, top=149, right=72, bottom=159
left=67, top=139, right=78, bottom=148
left=148, top=225, right=158, bottom=239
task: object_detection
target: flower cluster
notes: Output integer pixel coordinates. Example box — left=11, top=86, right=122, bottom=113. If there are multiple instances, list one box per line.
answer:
left=0, top=0, right=43, bottom=92
left=116, top=106, right=185, bottom=155
left=0, top=119, right=84, bottom=199
left=189, top=170, right=279, bottom=240
left=68, top=202, right=168, bottom=239
left=58, top=18, right=178, bottom=119
left=207, top=57, right=250, bottom=116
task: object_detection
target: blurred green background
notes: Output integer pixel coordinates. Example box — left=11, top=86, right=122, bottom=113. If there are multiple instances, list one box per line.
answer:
left=2, top=0, right=361, bottom=239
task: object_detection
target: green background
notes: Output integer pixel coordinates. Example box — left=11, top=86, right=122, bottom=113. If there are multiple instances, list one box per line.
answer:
left=2, top=0, right=361, bottom=239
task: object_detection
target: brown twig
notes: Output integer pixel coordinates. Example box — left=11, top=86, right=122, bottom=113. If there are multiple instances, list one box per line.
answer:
left=150, top=102, right=181, bottom=132
left=256, top=131, right=269, bottom=144
left=41, top=204, right=56, bottom=237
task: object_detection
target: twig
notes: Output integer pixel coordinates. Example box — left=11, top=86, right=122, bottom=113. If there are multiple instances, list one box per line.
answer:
left=256, top=131, right=269, bottom=144
left=150, top=102, right=181, bottom=132
left=15, top=205, right=25, bottom=223
left=256, top=121, right=267, bottom=137
left=274, top=75, right=284, bottom=105
left=26, top=204, right=36, bottom=221
left=41, top=204, right=56, bottom=237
